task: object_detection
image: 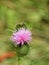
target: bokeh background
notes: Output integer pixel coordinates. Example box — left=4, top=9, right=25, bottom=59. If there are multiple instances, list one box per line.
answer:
left=0, top=0, right=49, bottom=65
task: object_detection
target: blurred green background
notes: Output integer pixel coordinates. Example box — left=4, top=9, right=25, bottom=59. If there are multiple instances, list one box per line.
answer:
left=0, top=0, right=49, bottom=65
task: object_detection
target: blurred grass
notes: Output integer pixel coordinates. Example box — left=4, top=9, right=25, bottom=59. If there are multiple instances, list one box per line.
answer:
left=0, top=0, right=49, bottom=65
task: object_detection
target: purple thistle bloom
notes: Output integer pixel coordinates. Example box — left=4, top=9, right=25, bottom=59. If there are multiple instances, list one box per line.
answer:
left=11, top=28, right=32, bottom=45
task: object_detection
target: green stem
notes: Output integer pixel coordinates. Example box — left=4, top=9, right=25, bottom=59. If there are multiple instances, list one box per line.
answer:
left=17, top=56, right=20, bottom=65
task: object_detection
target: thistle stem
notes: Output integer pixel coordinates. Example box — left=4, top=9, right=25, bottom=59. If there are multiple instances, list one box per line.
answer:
left=17, top=57, right=20, bottom=65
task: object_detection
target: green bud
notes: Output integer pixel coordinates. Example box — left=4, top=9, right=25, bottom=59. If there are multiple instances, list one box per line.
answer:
left=17, top=43, right=30, bottom=57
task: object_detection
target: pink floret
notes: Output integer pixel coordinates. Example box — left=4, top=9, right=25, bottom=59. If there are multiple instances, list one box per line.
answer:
left=11, top=28, right=32, bottom=45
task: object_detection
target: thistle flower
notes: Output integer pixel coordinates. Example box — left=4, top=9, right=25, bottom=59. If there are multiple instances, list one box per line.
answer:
left=11, top=28, right=32, bottom=45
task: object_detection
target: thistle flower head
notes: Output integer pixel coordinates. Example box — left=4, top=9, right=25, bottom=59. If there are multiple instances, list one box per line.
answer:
left=11, top=28, right=32, bottom=45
